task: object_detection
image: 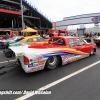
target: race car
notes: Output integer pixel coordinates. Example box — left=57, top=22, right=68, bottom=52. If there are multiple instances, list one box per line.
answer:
left=4, top=35, right=48, bottom=57
left=0, top=36, right=24, bottom=49
left=9, top=36, right=97, bottom=73
left=8, top=35, right=48, bottom=47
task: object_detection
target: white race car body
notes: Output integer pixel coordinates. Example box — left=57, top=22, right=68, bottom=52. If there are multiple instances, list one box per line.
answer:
left=9, top=45, right=89, bottom=73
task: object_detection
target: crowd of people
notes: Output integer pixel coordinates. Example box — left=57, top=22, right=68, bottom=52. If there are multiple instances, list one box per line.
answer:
left=68, top=31, right=100, bottom=38
left=1, top=29, right=100, bottom=41
left=83, top=32, right=100, bottom=38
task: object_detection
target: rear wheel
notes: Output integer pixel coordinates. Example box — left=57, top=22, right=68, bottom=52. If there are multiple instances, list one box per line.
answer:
left=45, top=56, right=60, bottom=70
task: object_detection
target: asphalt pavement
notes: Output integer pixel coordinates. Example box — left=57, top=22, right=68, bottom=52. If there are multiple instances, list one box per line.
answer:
left=0, top=47, right=100, bottom=100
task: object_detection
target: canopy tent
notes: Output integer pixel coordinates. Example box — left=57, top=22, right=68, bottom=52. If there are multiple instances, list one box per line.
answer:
left=21, top=27, right=38, bottom=33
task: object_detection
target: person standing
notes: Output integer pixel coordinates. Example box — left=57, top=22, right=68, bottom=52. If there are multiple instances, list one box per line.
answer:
left=5, top=33, right=10, bottom=39
left=58, top=30, right=61, bottom=36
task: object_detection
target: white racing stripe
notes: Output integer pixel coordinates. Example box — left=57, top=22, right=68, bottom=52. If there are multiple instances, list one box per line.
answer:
left=0, top=59, right=16, bottom=64
left=15, top=60, right=100, bottom=100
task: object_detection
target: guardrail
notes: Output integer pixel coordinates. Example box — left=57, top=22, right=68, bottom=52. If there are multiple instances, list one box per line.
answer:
left=23, top=0, right=53, bottom=23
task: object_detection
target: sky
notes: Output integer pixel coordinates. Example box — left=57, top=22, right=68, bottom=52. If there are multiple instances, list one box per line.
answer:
left=28, top=0, right=100, bottom=22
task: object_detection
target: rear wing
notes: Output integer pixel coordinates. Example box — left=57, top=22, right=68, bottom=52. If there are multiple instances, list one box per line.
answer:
left=9, top=46, right=26, bottom=57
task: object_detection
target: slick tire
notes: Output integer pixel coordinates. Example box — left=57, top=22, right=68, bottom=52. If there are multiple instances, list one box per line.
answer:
left=45, top=56, right=60, bottom=70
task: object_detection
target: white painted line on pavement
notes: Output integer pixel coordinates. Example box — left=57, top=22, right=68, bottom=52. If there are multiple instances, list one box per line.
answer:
left=0, top=51, right=3, bottom=53
left=15, top=60, right=100, bottom=100
left=0, top=59, right=16, bottom=64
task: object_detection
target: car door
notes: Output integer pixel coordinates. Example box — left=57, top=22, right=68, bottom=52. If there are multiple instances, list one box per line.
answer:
left=75, top=38, right=91, bottom=53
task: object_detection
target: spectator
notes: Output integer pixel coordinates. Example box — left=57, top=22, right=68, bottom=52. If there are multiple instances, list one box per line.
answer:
left=5, top=33, right=10, bottom=39
left=58, top=30, right=61, bottom=36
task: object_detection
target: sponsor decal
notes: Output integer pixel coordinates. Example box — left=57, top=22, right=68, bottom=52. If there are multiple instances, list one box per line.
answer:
left=62, top=55, right=67, bottom=59
left=36, top=66, right=44, bottom=70
left=68, top=55, right=76, bottom=62
left=91, top=16, right=100, bottom=22
left=36, top=56, right=43, bottom=61
left=28, top=63, right=33, bottom=68
left=30, top=66, right=44, bottom=72
left=30, top=68, right=36, bottom=72
left=34, top=63, right=38, bottom=66
left=38, top=60, right=45, bottom=66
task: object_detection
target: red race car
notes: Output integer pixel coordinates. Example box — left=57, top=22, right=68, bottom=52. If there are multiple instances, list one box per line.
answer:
left=9, top=36, right=97, bottom=73
left=29, top=36, right=97, bottom=55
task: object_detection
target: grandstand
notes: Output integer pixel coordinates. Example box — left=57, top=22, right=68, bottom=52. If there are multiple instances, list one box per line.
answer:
left=0, top=0, right=52, bottom=30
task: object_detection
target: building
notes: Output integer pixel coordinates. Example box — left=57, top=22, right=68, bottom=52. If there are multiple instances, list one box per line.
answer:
left=54, top=12, right=100, bottom=36
left=0, top=0, right=52, bottom=30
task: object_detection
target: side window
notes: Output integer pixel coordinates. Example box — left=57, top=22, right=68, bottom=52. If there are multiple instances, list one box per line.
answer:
left=68, top=39, right=75, bottom=47
left=49, top=38, right=65, bottom=45
left=27, top=38, right=33, bottom=42
left=49, top=38, right=59, bottom=43
left=75, top=38, right=85, bottom=46
left=57, top=39, right=65, bottom=45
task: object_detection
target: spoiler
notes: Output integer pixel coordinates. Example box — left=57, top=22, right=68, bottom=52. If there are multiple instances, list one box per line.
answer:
left=9, top=46, right=27, bottom=57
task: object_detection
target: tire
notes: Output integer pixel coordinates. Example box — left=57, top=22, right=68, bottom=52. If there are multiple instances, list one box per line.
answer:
left=90, top=49, right=95, bottom=56
left=45, top=55, right=60, bottom=70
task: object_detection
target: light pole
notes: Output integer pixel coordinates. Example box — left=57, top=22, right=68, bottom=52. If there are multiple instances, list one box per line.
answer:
left=21, top=0, right=24, bottom=29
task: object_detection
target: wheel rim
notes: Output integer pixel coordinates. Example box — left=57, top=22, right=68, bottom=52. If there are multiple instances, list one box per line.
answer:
left=48, top=56, right=57, bottom=66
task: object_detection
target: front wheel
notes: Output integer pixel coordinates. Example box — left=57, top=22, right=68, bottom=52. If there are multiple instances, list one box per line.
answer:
left=45, top=56, right=60, bottom=70
left=90, top=49, right=96, bottom=56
